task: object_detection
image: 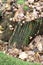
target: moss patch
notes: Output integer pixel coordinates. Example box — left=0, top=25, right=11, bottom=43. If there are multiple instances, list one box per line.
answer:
left=0, top=52, right=41, bottom=65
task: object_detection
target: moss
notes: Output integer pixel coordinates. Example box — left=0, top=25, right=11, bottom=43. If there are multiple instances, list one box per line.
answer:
left=0, top=52, right=41, bottom=65
left=17, top=0, right=25, bottom=5
left=23, top=5, right=29, bottom=11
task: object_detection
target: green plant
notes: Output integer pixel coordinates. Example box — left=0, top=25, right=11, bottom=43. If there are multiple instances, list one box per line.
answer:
left=9, top=18, right=41, bottom=48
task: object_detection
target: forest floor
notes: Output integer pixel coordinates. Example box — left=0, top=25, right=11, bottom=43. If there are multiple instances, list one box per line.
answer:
left=0, top=35, right=43, bottom=64
left=0, top=0, right=43, bottom=65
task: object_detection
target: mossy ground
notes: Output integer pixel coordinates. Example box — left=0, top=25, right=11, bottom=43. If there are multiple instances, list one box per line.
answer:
left=0, top=52, right=41, bottom=65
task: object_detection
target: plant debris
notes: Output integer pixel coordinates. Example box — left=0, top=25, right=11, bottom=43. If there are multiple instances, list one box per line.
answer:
left=0, top=0, right=43, bottom=65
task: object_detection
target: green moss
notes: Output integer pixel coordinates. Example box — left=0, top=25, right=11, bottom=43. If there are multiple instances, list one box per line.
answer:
left=23, top=5, right=29, bottom=11
left=0, top=52, right=41, bottom=65
left=17, top=0, right=25, bottom=5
